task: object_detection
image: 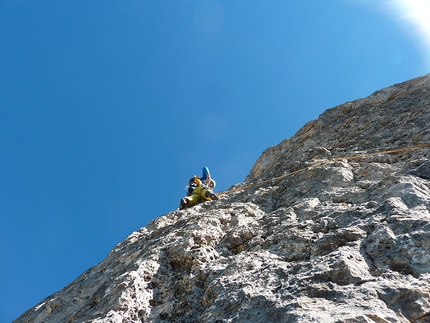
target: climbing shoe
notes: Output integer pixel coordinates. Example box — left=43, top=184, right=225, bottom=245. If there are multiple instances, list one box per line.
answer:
left=179, top=198, right=188, bottom=210
left=205, top=191, right=218, bottom=201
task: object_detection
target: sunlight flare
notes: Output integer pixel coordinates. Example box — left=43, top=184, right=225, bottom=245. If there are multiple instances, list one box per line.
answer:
left=389, top=0, right=430, bottom=67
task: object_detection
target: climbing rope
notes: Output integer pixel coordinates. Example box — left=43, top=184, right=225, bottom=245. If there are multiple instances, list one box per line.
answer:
left=217, top=143, right=430, bottom=197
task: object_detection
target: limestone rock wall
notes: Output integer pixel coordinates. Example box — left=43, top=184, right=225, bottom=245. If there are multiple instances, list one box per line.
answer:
left=247, top=74, right=430, bottom=182
left=14, top=74, right=430, bottom=323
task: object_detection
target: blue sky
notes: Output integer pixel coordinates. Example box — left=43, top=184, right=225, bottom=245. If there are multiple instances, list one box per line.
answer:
left=1, top=1, right=429, bottom=321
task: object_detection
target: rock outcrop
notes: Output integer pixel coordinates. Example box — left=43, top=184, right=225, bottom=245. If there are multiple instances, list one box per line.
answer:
left=15, top=74, right=430, bottom=323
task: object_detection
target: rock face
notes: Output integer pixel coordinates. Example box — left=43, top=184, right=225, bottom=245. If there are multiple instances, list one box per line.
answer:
left=15, top=75, right=430, bottom=323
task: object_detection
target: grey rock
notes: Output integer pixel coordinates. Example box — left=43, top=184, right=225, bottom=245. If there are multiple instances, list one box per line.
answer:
left=14, top=74, right=430, bottom=323
left=410, top=161, right=430, bottom=180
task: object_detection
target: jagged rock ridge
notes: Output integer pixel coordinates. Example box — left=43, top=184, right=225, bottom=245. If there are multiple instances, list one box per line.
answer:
left=15, top=74, right=430, bottom=323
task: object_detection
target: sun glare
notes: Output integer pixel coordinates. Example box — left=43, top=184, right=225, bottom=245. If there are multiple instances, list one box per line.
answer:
left=389, top=0, right=430, bottom=67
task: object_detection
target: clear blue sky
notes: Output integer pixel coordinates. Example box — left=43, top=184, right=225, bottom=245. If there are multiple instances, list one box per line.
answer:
left=1, top=1, right=429, bottom=321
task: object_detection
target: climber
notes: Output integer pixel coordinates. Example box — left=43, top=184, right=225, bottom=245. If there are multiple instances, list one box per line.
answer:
left=179, top=166, right=218, bottom=210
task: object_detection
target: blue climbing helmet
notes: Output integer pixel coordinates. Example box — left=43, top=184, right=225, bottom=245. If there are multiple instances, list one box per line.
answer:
left=202, top=166, right=210, bottom=180
left=201, top=166, right=216, bottom=189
